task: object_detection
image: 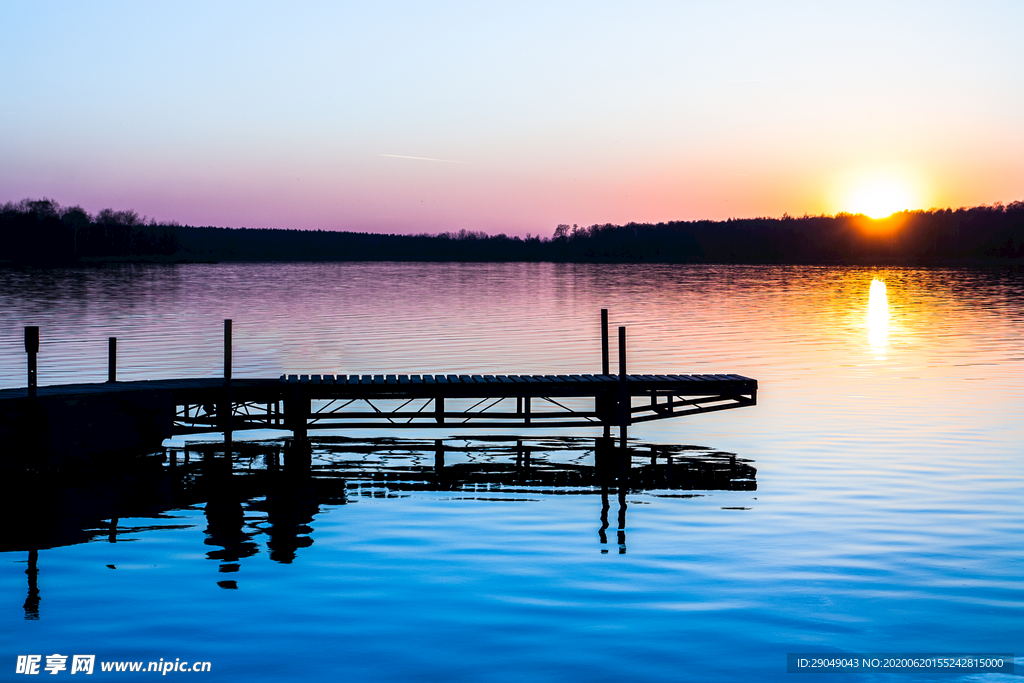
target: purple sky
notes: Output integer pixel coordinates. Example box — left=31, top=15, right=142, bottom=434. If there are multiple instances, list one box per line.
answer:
left=2, top=1, right=1022, bottom=235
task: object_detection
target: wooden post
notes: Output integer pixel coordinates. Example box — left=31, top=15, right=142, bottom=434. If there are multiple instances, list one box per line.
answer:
left=24, top=326, right=39, bottom=399
left=107, top=337, right=116, bottom=383
left=601, top=309, right=609, bottom=375
left=223, top=319, right=232, bottom=448
left=223, top=319, right=232, bottom=382
left=618, top=326, right=628, bottom=449
left=601, top=310, right=611, bottom=438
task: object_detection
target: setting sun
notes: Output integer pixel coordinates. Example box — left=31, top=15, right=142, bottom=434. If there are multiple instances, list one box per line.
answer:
left=846, top=177, right=918, bottom=219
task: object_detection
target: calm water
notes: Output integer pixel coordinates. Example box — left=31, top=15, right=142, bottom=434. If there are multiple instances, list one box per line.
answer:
left=1, top=263, right=1022, bottom=681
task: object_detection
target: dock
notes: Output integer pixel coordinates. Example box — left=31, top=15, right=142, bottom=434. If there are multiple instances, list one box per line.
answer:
left=0, top=312, right=756, bottom=461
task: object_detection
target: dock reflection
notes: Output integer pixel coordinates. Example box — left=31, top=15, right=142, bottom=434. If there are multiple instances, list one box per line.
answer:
left=0, top=436, right=755, bottom=615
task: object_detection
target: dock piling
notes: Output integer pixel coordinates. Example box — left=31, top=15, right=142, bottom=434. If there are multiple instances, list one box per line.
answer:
left=108, top=337, right=116, bottom=383
left=223, top=320, right=233, bottom=447
left=223, top=319, right=232, bottom=382
left=601, top=310, right=611, bottom=437
left=434, top=439, right=445, bottom=472
left=24, top=326, right=38, bottom=399
left=618, top=326, right=628, bottom=449
left=601, top=309, right=609, bottom=375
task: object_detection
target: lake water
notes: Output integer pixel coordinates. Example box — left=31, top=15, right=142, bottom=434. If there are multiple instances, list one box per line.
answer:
left=1, top=263, right=1022, bottom=681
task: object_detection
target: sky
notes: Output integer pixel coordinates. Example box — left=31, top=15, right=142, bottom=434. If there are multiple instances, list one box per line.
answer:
left=1, top=0, right=1022, bottom=236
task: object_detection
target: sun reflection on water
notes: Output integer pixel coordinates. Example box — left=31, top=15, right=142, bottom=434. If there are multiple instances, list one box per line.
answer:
left=867, top=277, right=889, bottom=356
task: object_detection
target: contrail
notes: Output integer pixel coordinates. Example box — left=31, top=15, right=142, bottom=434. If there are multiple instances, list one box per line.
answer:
left=379, top=154, right=472, bottom=164
left=725, top=77, right=798, bottom=83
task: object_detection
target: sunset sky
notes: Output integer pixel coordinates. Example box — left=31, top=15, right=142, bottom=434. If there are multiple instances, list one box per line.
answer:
left=2, top=1, right=1022, bottom=236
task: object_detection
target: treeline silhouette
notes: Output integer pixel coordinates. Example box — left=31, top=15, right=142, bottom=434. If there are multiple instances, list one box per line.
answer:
left=3, top=197, right=1023, bottom=265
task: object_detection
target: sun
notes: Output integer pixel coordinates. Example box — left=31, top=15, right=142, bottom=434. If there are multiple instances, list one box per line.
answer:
left=845, top=177, right=917, bottom=219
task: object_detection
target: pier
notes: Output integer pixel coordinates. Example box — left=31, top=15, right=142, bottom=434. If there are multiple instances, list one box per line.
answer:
left=0, top=312, right=756, bottom=461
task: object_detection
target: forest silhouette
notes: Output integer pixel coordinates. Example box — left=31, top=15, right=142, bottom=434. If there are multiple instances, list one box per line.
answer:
left=2, top=198, right=1022, bottom=265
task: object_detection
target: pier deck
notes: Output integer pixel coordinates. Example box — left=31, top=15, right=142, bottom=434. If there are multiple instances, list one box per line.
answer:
left=0, top=373, right=755, bottom=459
left=1, top=314, right=757, bottom=460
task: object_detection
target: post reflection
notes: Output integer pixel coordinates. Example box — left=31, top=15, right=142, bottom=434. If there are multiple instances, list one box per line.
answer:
left=202, top=456, right=259, bottom=575
left=598, top=487, right=629, bottom=554
left=23, top=548, right=39, bottom=620
left=1, top=436, right=755, bottom=609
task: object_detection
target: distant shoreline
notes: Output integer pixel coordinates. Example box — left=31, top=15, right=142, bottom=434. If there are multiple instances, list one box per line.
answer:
left=3, top=198, right=1022, bottom=266
left=2, top=257, right=1023, bottom=268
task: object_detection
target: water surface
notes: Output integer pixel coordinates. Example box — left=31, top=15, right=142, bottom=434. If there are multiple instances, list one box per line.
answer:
left=1, top=263, right=1021, bottom=681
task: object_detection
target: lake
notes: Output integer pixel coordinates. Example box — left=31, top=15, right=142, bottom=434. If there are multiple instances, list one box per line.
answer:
left=1, top=262, right=1021, bottom=681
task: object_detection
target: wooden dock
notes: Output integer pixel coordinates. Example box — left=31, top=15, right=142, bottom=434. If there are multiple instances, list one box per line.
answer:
left=0, top=313, right=757, bottom=461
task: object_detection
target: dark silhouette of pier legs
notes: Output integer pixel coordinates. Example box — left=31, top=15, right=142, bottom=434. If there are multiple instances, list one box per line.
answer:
left=434, top=439, right=445, bottom=471
left=617, top=485, right=628, bottom=554
left=25, top=327, right=38, bottom=400
left=23, top=549, right=39, bottom=620
left=265, top=458, right=318, bottom=564
left=286, top=383, right=311, bottom=447
left=434, top=439, right=448, bottom=488
left=202, top=456, right=257, bottom=583
left=599, top=487, right=610, bottom=552
left=595, top=436, right=617, bottom=484
left=598, top=485, right=628, bottom=554
left=515, top=439, right=532, bottom=483
left=285, top=438, right=312, bottom=472
left=107, top=337, right=116, bottom=383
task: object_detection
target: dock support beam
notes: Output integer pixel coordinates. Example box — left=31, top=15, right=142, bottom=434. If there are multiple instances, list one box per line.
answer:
left=25, top=326, right=38, bottom=399
left=108, top=337, right=116, bottom=383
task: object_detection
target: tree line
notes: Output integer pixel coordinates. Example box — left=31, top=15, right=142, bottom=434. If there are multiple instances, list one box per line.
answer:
left=2, top=197, right=1022, bottom=265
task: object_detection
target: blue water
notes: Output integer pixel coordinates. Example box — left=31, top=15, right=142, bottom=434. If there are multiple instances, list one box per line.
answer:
left=1, top=263, right=1021, bottom=681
